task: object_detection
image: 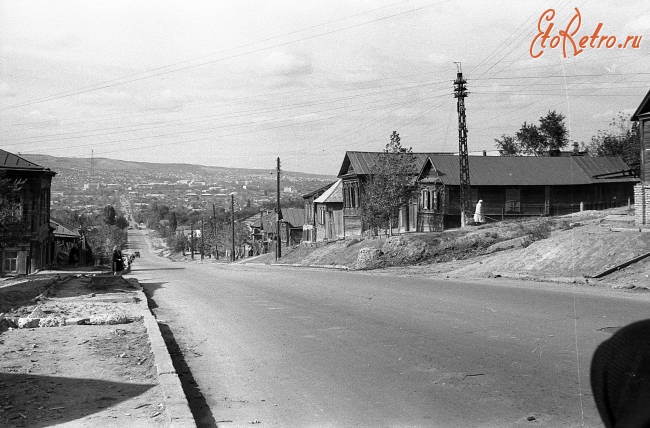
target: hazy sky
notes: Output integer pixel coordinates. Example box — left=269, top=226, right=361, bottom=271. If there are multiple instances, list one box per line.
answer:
left=1, top=0, right=648, bottom=174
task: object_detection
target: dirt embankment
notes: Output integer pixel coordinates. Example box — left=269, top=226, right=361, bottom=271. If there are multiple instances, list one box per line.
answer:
left=248, top=208, right=650, bottom=287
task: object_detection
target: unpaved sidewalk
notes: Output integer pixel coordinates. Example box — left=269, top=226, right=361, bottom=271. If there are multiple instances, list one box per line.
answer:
left=0, top=274, right=168, bottom=427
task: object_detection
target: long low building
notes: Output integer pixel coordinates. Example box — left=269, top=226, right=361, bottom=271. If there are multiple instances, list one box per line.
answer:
left=337, top=151, right=638, bottom=236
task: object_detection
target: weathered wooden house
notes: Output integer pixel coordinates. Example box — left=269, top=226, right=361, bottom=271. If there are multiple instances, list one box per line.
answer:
left=338, top=151, right=638, bottom=237
left=313, top=179, right=344, bottom=241
left=632, top=89, right=650, bottom=226
left=1, top=149, right=56, bottom=276
left=279, top=207, right=305, bottom=246
left=50, top=218, right=84, bottom=265
left=302, top=182, right=334, bottom=243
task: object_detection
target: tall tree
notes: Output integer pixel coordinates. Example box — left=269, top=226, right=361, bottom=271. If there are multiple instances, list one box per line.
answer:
left=588, top=112, right=640, bottom=175
left=170, top=211, right=178, bottom=234
left=539, top=110, right=569, bottom=152
left=516, top=122, right=547, bottom=155
left=362, top=131, right=416, bottom=235
left=103, top=205, right=116, bottom=225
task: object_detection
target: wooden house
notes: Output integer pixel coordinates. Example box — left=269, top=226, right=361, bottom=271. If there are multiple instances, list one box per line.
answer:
left=313, top=179, right=344, bottom=241
left=302, top=182, right=335, bottom=243
left=1, top=149, right=56, bottom=276
left=337, top=151, right=638, bottom=237
left=279, top=207, right=305, bottom=246
left=632, top=89, right=650, bottom=226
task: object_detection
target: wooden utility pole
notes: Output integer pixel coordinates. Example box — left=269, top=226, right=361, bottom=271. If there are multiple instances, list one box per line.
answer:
left=230, top=193, right=236, bottom=262
left=212, top=203, right=218, bottom=259
left=454, top=63, right=472, bottom=227
left=190, top=223, right=194, bottom=259
left=200, top=217, right=205, bottom=260
left=276, top=157, right=282, bottom=259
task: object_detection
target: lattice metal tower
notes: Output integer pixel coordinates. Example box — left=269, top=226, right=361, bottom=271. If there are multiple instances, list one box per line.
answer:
left=454, top=65, right=472, bottom=226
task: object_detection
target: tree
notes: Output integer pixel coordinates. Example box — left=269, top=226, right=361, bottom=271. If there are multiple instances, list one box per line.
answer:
left=103, top=205, right=116, bottom=225
left=361, top=131, right=417, bottom=235
left=0, top=175, right=25, bottom=249
left=587, top=112, right=640, bottom=175
left=516, top=122, right=547, bottom=155
left=539, top=110, right=568, bottom=152
left=496, top=110, right=569, bottom=156
left=115, top=215, right=129, bottom=230
left=170, top=211, right=178, bottom=234
left=494, top=134, right=520, bottom=156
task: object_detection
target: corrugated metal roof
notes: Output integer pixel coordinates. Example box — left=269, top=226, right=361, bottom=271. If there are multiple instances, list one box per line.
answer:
left=281, top=207, right=305, bottom=227
left=338, top=151, right=436, bottom=176
left=50, top=219, right=80, bottom=238
left=0, top=149, right=49, bottom=170
left=314, top=179, right=343, bottom=204
left=339, top=151, right=637, bottom=186
left=302, top=181, right=335, bottom=199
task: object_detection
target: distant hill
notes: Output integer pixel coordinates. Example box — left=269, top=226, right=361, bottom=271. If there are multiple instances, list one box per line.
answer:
left=21, top=154, right=335, bottom=180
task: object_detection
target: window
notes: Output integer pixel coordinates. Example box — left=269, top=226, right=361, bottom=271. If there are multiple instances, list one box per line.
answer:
left=3, top=251, right=18, bottom=273
left=318, top=206, right=326, bottom=225
left=344, top=181, right=360, bottom=209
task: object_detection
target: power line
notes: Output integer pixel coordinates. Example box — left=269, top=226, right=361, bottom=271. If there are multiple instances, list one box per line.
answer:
left=1, top=0, right=448, bottom=112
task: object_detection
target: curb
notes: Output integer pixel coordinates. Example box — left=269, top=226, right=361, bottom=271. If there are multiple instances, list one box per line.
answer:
left=130, top=279, right=196, bottom=428
left=244, top=262, right=350, bottom=270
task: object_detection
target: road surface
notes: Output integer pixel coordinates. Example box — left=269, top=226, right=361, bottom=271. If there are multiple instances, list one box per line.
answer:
left=126, top=229, right=650, bottom=427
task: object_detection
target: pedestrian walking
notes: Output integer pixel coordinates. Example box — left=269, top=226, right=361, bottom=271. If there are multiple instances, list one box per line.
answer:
left=112, top=246, right=124, bottom=275
left=473, top=199, right=485, bottom=224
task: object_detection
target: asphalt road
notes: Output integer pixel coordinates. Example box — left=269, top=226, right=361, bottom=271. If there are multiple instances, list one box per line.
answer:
left=126, top=229, right=650, bottom=427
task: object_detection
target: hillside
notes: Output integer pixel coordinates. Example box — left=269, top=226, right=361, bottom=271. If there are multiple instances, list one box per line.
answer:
left=248, top=207, right=650, bottom=288
left=22, top=153, right=334, bottom=181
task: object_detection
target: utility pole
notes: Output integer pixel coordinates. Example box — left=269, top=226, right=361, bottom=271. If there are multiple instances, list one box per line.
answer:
left=454, top=63, right=472, bottom=227
left=276, top=157, right=282, bottom=260
left=230, top=193, right=236, bottom=262
left=190, top=223, right=195, bottom=260
left=200, top=217, right=204, bottom=260
left=212, top=203, right=218, bottom=259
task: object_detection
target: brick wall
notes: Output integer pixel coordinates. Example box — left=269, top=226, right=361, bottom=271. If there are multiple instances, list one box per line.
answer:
left=634, top=184, right=650, bottom=226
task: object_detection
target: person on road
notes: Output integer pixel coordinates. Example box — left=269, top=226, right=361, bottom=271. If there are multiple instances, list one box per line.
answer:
left=473, top=199, right=485, bottom=224
left=112, top=246, right=124, bottom=275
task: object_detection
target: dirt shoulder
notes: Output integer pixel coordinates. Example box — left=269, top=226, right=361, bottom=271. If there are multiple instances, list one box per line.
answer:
left=246, top=208, right=650, bottom=288
left=0, top=274, right=168, bottom=427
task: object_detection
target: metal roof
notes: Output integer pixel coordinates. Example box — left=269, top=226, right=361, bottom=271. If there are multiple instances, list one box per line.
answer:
left=0, top=149, right=51, bottom=171
left=314, top=179, right=343, bottom=204
left=50, top=219, right=81, bottom=239
left=631, top=88, right=650, bottom=121
left=280, top=207, right=305, bottom=228
left=339, top=151, right=637, bottom=186
left=302, top=181, right=336, bottom=199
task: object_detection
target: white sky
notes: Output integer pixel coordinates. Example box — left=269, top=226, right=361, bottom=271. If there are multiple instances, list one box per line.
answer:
left=1, top=0, right=649, bottom=174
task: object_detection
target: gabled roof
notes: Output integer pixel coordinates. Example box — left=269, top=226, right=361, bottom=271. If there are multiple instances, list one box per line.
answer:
left=337, top=151, right=447, bottom=177
left=632, top=89, right=650, bottom=121
left=0, top=149, right=54, bottom=174
left=337, top=151, right=637, bottom=186
left=302, top=181, right=336, bottom=199
left=50, top=219, right=81, bottom=239
left=314, top=179, right=343, bottom=204
left=280, top=207, right=305, bottom=228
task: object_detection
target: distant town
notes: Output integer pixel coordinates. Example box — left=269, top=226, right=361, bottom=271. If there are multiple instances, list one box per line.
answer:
left=23, top=153, right=333, bottom=220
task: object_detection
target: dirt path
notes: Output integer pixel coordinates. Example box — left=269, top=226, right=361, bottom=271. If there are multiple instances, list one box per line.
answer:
left=0, top=275, right=168, bottom=427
